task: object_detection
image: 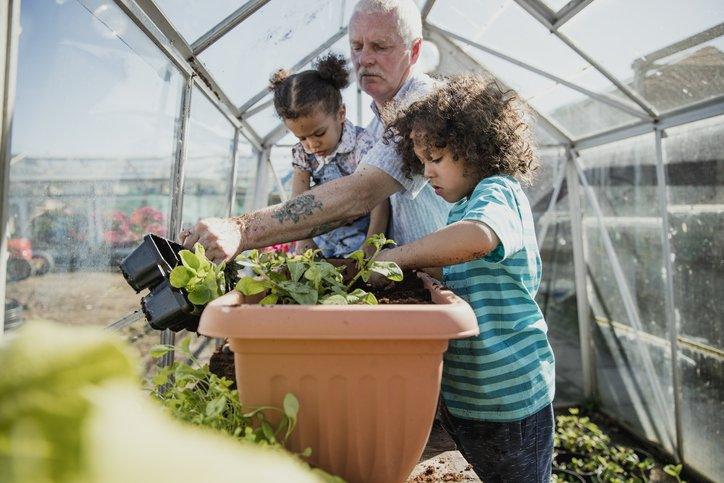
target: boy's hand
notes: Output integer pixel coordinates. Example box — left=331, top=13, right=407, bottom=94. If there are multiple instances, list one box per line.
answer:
left=179, top=217, right=243, bottom=264
left=367, top=248, right=396, bottom=288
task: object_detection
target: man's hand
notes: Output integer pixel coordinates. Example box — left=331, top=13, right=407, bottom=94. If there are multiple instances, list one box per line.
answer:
left=179, top=217, right=243, bottom=264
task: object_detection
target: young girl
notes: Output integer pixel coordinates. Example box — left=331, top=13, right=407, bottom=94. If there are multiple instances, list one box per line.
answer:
left=270, top=53, right=389, bottom=258
left=378, top=75, right=555, bottom=482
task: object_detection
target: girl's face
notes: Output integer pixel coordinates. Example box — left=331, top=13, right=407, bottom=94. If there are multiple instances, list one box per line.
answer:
left=411, top=131, right=479, bottom=203
left=284, top=105, right=345, bottom=157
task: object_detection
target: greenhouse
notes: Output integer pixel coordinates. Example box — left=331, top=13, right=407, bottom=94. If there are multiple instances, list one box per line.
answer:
left=0, top=0, right=722, bottom=482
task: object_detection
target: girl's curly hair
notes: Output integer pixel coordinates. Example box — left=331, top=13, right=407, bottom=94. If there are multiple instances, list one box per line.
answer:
left=382, top=74, right=538, bottom=184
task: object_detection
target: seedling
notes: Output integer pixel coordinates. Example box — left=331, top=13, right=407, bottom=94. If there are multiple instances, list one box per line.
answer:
left=168, top=243, right=227, bottom=308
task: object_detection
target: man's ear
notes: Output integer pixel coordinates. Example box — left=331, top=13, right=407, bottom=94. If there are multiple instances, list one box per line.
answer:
left=409, top=38, right=423, bottom=65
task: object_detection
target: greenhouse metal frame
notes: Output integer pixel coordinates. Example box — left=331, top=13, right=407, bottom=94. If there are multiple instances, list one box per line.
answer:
left=1, top=0, right=722, bottom=480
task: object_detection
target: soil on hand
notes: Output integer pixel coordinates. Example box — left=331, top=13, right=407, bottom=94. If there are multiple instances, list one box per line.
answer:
left=360, top=270, right=432, bottom=304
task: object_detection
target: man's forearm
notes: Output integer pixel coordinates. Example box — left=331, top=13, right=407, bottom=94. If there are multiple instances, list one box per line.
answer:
left=232, top=171, right=396, bottom=249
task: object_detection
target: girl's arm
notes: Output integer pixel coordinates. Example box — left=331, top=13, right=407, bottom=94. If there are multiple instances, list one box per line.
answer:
left=375, top=220, right=500, bottom=270
left=363, top=198, right=390, bottom=256
left=291, top=169, right=317, bottom=253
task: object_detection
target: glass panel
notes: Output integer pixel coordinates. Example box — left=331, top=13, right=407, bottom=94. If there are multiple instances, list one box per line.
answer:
left=153, top=0, right=244, bottom=44
left=199, top=0, right=344, bottom=106
left=233, top=136, right=258, bottom=215
left=578, top=134, right=676, bottom=453
left=428, top=1, right=643, bottom=111
left=529, top=150, right=584, bottom=405
left=6, top=0, right=182, bottom=329
left=561, top=0, right=724, bottom=113
left=268, top=146, right=294, bottom=206
left=247, top=103, right=282, bottom=139
left=450, top=41, right=640, bottom=138
left=181, top=88, right=236, bottom=228
left=663, top=116, right=723, bottom=481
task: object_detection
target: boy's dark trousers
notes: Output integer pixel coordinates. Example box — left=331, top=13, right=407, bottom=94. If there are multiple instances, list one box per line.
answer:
left=439, top=401, right=554, bottom=483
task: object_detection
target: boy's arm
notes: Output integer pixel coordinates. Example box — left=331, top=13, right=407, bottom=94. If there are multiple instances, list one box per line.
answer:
left=376, top=220, right=500, bottom=270
left=181, top=164, right=403, bottom=263
left=290, top=169, right=316, bottom=253
left=363, top=198, right=390, bottom=257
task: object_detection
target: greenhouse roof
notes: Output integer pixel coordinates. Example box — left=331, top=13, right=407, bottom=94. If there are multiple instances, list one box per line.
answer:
left=108, top=0, right=723, bottom=149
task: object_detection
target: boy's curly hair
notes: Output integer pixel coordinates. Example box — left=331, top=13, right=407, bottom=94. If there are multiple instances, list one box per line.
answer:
left=382, top=74, right=538, bottom=184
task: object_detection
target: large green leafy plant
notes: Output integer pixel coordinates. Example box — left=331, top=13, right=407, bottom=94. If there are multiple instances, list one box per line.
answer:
left=149, top=338, right=300, bottom=448
left=148, top=339, right=343, bottom=482
left=234, top=234, right=402, bottom=305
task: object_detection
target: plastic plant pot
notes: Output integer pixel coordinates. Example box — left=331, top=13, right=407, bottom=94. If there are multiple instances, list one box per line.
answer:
left=199, top=276, right=479, bottom=483
left=120, top=234, right=183, bottom=292
left=141, top=279, right=200, bottom=332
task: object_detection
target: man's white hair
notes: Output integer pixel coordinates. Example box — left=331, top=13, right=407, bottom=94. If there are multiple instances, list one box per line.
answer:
left=352, top=0, right=423, bottom=46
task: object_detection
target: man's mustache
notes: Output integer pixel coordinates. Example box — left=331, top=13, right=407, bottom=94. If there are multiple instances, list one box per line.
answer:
left=358, top=68, right=383, bottom=78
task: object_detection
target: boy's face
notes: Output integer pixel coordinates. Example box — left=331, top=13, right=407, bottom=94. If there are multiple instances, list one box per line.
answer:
left=284, top=106, right=345, bottom=157
left=411, top=131, right=479, bottom=203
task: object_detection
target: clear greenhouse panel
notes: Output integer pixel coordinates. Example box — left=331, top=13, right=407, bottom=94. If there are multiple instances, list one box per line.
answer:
left=663, top=116, right=723, bottom=481
left=199, top=0, right=345, bottom=107
left=561, top=0, right=724, bottom=113
left=428, top=0, right=645, bottom=113
left=6, top=0, right=184, bottom=327
left=181, top=87, right=236, bottom=228
left=153, top=0, right=243, bottom=44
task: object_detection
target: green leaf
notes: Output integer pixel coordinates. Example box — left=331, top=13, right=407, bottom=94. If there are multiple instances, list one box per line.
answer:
left=205, top=395, right=226, bottom=418
left=303, top=265, right=322, bottom=288
left=345, top=249, right=365, bottom=267
left=320, top=294, right=348, bottom=305
left=169, top=266, right=193, bottom=288
left=345, top=288, right=367, bottom=304
left=188, top=285, right=212, bottom=305
left=301, top=447, right=312, bottom=458
left=278, top=281, right=318, bottom=305
left=179, top=249, right=200, bottom=271
left=362, top=292, right=378, bottom=305
left=369, top=261, right=403, bottom=281
left=235, top=277, right=269, bottom=296
left=259, top=293, right=278, bottom=305
left=152, top=366, right=171, bottom=386
left=287, top=260, right=305, bottom=282
left=149, top=344, right=175, bottom=359
left=283, top=393, right=300, bottom=419
left=179, top=337, right=192, bottom=356
left=261, top=420, right=276, bottom=442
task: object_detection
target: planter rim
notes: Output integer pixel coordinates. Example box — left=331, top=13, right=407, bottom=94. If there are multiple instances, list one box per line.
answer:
left=199, top=278, right=479, bottom=340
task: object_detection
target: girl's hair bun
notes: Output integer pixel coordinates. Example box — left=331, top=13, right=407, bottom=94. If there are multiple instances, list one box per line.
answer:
left=315, top=53, right=350, bottom=90
left=269, top=68, right=292, bottom=91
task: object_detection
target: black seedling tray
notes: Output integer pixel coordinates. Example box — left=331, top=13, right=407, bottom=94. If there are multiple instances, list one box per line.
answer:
left=120, top=234, right=183, bottom=293
left=141, top=279, right=200, bottom=332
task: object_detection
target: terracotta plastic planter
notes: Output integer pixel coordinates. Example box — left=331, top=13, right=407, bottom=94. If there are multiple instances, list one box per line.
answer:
left=199, top=277, right=478, bottom=483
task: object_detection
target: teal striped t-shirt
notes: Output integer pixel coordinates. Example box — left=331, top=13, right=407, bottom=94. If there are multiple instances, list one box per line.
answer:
left=441, top=176, right=555, bottom=422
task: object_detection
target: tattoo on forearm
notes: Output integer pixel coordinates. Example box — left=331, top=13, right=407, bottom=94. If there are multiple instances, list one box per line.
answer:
left=272, top=194, right=323, bottom=224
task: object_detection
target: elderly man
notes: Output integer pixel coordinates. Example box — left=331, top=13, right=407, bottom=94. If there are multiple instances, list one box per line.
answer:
left=181, top=0, right=448, bottom=261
